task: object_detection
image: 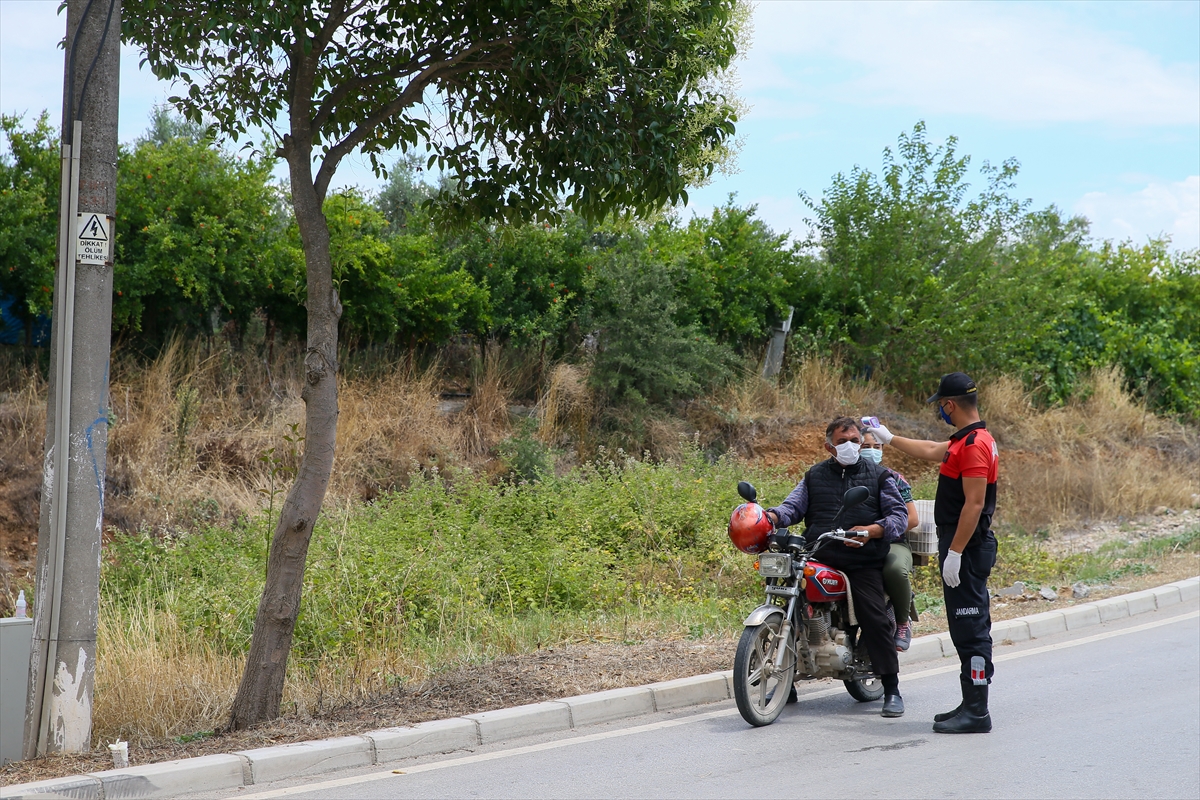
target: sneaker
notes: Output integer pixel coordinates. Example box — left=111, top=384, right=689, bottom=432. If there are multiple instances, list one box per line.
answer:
left=894, top=623, right=912, bottom=652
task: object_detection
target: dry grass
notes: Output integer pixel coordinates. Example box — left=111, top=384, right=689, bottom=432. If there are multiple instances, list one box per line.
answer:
left=983, top=369, right=1200, bottom=531
left=333, top=362, right=462, bottom=501
left=537, top=362, right=593, bottom=454
left=688, top=355, right=890, bottom=455
left=460, top=347, right=513, bottom=459
left=93, top=594, right=243, bottom=743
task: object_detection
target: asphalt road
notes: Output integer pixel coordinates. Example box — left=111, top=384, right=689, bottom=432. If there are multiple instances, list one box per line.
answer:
left=214, top=601, right=1200, bottom=800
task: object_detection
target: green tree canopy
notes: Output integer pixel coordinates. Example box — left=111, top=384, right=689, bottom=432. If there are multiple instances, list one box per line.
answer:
left=114, top=130, right=289, bottom=344
left=0, top=113, right=59, bottom=331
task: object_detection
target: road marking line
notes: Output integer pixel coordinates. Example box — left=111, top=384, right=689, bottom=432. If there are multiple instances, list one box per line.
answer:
left=237, top=609, right=1198, bottom=799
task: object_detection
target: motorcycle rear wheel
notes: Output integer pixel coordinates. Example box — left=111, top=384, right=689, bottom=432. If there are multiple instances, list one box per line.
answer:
left=733, top=619, right=796, bottom=727
left=844, top=676, right=885, bottom=702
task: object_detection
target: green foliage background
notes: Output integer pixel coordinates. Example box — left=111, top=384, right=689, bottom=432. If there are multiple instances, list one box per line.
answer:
left=2, top=113, right=1197, bottom=417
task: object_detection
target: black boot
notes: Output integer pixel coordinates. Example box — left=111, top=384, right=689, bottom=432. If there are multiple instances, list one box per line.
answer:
left=881, top=693, right=904, bottom=717
left=934, top=675, right=969, bottom=722
left=933, top=682, right=991, bottom=733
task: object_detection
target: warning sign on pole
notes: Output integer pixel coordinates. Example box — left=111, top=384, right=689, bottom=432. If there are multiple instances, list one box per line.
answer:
left=76, top=212, right=112, bottom=265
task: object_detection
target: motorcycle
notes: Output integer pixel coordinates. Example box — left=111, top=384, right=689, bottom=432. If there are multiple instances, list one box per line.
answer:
left=727, top=481, right=887, bottom=727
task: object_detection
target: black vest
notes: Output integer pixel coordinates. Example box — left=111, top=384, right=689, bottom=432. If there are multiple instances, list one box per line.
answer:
left=803, top=458, right=888, bottom=569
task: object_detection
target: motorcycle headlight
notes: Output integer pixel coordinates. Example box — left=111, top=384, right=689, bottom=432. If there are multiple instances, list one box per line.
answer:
left=757, top=553, right=792, bottom=578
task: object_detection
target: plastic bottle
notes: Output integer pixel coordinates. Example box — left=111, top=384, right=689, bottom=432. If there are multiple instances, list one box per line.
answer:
left=15, top=589, right=27, bottom=618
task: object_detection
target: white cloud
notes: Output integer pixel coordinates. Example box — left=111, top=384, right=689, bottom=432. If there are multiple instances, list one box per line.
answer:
left=742, top=1, right=1200, bottom=126
left=1075, top=176, right=1200, bottom=249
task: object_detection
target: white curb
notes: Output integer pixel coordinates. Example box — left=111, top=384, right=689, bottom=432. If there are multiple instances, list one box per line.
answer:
left=235, top=736, right=373, bottom=785
left=464, top=701, right=572, bottom=744
left=1175, top=578, right=1200, bottom=603
left=1095, top=596, right=1129, bottom=622
left=0, top=775, right=102, bottom=799
left=95, top=754, right=246, bottom=800
left=368, top=718, right=480, bottom=764
left=647, top=673, right=730, bottom=711
left=1152, top=583, right=1182, bottom=607
left=1023, top=609, right=1068, bottom=639
left=4, top=575, right=1196, bottom=800
left=559, top=686, right=656, bottom=728
left=1062, top=603, right=1103, bottom=630
left=1124, top=589, right=1159, bottom=616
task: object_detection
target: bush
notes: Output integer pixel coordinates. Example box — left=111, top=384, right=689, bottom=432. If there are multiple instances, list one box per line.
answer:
left=586, top=239, right=737, bottom=408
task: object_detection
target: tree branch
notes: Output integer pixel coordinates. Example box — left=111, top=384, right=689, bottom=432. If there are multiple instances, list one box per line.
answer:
left=289, top=0, right=351, bottom=147
left=310, top=49, right=442, bottom=136
left=313, top=35, right=515, bottom=202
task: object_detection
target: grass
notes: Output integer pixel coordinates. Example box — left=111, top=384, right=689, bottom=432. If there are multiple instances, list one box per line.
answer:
left=2, top=336, right=1198, bottom=745
left=92, top=447, right=789, bottom=744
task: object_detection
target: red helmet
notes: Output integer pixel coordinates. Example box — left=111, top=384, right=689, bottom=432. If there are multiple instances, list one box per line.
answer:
left=728, top=503, right=773, bottom=554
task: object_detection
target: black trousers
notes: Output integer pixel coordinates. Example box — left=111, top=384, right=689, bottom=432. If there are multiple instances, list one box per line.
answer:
left=842, top=566, right=899, bottom=677
left=938, top=533, right=997, bottom=684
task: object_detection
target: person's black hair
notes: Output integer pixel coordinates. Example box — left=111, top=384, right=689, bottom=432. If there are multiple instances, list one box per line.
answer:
left=949, top=393, right=978, bottom=409
left=825, top=415, right=861, bottom=442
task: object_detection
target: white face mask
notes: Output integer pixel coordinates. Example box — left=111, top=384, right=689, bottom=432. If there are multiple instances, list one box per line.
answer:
left=833, top=441, right=861, bottom=466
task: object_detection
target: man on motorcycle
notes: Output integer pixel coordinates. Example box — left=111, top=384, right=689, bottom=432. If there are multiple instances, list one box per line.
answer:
left=764, top=416, right=910, bottom=718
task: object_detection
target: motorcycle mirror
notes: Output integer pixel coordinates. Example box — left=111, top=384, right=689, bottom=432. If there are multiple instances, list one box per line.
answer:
left=737, top=481, right=757, bottom=503
left=842, top=486, right=870, bottom=508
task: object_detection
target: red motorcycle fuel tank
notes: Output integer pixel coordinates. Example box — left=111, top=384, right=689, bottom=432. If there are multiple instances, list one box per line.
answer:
left=804, top=561, right=849, bottom=601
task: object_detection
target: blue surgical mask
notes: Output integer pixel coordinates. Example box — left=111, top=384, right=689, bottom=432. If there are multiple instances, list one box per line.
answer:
left=938, top=403, right=953, bottom=425
left=861, top=447, right=883, bottom=464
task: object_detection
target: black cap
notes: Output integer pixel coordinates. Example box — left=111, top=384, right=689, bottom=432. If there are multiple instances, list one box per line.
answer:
left=926, top=372, right=978, bottom=404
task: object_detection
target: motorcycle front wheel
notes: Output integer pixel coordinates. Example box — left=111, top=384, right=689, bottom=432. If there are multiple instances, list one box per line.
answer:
left=844, top=676, right=885, bottom=702
left=733, top=619, right=796, bottom=727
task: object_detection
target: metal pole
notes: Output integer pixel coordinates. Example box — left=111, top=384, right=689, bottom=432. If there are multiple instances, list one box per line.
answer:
left=24, top=0, right=120, bottom=758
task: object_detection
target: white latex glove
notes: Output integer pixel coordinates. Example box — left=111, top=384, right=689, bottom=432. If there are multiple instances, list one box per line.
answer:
left=863, top=422, right=893, bottom=445
left=942, top=549, right=962, bottom=588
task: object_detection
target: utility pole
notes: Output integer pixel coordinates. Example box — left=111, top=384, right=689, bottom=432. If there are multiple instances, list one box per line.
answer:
left=24, top=0, right=120, bottom=758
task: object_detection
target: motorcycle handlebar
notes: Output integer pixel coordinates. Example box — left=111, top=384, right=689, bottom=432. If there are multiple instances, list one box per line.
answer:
left=815, top=529, right=867, bottom=548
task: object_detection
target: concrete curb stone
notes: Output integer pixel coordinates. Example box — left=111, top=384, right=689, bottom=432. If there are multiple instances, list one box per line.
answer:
left=1173, top=578, right=1199, bottom=603
left=1095, top=597, right=1129, bottom=623
left=368, top=718, right=480, bottom=764
left=559, top=686, right=655, bottom=728
left=991, top=619, right=1031, bottom=644
left=1062, top=603, right=1103, bottom=630
left=93, top=754, right=246, bottom=800
left=1023, top=609, right=1068, bottom=639
left=0, top=775, right=102, bottom=799
left=897, top=633, right=944, bottom=665
left=1152, top=584, right=1182, bottom=607
left=465, top=701, right=572, bottom=744
left=235, top=736, right=373, bottom=785
left=3, top=577, right=1196, bottom=800
left=647, top=673, right=729, bottom=711
left=1123, top=589, right=1159, bottom=616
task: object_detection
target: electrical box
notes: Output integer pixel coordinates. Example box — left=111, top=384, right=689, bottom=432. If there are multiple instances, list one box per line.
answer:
left=0, top=617, right=32, bottom=764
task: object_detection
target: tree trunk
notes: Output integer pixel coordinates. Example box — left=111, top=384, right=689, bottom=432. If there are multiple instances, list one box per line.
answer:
left=228, top=149, right=340, bottom=730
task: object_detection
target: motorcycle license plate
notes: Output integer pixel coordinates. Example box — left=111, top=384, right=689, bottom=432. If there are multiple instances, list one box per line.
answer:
left=757, top=553, right=792, bottom=578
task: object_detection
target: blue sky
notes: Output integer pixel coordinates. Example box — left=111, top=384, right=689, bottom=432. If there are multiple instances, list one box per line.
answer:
left=2, top=0, right=1198, bottom=249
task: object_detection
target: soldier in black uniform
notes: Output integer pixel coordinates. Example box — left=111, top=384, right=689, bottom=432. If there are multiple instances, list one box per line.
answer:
left=865, top=373, right=999, bottom=733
